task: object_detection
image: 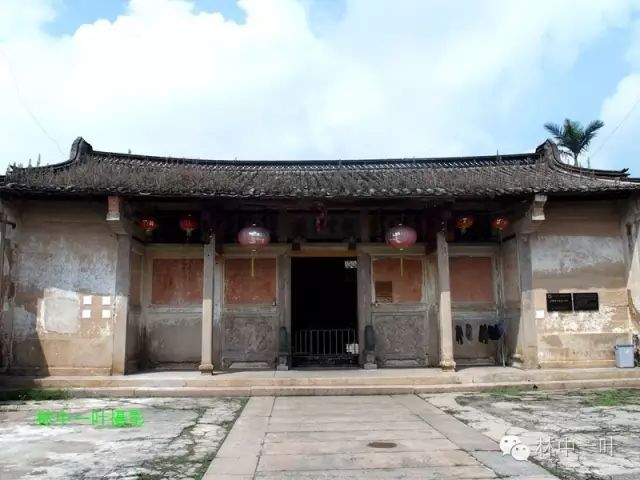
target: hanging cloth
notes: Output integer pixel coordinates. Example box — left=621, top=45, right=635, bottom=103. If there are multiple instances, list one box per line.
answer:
left=455, top=325, right=464, bottom=344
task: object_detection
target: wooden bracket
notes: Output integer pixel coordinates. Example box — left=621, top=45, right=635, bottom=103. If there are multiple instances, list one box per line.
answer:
left=515, top=194, right=547, bottom=235
left=106, top=195, right=133, bottom=236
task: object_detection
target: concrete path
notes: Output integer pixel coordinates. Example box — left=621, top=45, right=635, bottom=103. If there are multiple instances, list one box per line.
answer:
left=204, top=394, right=557, bottom=480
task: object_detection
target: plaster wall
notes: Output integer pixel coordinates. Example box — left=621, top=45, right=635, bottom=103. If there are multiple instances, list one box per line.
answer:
left=2, top=200, right=117, bottom=375
left=532, top=200, right=631, bottom=367
left=623, top=194, right=640, bottom=333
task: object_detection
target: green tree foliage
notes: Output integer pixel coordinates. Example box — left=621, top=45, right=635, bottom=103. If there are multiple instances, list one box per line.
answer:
left=544, top=118, right=604, bottom=167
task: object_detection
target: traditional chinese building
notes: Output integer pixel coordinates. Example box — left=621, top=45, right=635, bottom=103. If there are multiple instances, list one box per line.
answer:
left=0, top=137, right=639, bottom=375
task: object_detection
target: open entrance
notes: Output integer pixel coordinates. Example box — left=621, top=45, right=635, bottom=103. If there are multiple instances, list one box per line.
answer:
left=291, top=257, right=359, bottom=368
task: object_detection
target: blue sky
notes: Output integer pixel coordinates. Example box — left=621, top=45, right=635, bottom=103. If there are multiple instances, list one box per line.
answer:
left=43, top=0, right=249, bottom=35
left=1, top=0, right=639, bottom=174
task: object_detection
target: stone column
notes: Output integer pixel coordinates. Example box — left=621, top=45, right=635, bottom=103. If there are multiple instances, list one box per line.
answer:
left=357, top=251, right=374, bottom=368
left=106, top=196, right=132, bottom=375
left=513, top=233, right=539, bottom=368
left=111, top=234, right=131, bottom=375
left=199, top=234, right=215, bottom=374
left=511, top=194, right=546, bottom=369
left=436, top=231, right=456, bottom=370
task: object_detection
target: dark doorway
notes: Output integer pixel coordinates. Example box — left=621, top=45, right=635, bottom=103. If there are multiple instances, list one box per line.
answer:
left=291, top=257, right=358, bottom=368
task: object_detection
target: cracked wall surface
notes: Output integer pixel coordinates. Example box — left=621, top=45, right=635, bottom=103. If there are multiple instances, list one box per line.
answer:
left=1, top=200, right=117, bottom=375
left=532, top=200, right=632, bottom=368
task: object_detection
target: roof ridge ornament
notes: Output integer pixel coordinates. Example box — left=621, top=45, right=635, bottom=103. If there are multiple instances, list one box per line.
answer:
left=69, top=137, right=93, bottom=162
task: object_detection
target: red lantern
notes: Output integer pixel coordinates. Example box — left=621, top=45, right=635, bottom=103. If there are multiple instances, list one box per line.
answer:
left=491, top=216, right=510, bottom=232
left=455, top=215, right=475, bottom=234
left=138, top=216, right=159, bottom=236
left=179, top=214, right=198, bottom=241
left=238, top=224, right=271, bottom=277
left=385, top=224, right=417, bottom=276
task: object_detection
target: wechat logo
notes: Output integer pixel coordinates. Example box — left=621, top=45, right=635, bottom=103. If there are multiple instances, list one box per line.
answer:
left=500, top=435, right=531, bottom=461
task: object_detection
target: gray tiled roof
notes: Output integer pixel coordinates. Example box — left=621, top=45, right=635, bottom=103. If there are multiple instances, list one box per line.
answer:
left=1, top=137, right=638, bottom=199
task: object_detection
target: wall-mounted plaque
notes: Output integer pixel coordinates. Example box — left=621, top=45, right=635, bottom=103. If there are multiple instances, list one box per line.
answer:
left=546, top=293, right=573, bottom=312
left=573, top=293, right=599, bottom=311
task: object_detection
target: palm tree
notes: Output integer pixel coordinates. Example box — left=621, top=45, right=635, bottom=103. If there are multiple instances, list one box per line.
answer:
left=543, top=118, right=604, bottom=167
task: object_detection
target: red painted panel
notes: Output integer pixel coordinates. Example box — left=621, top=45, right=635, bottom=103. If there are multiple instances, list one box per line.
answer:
left=224, top=258, right=277, bottom=305
left=372, top=257, right=422, bottom=303
left=450, top=256, right=494, bottom=303
left=151, top=258, right=204, bottom=305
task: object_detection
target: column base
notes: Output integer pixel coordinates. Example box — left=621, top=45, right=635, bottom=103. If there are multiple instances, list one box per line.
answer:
left=439, top=359, right=456, bottom=371
left=198, top=363, right=214, bottom=375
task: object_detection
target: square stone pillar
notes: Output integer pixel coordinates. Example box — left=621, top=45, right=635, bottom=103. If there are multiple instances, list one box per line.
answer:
left=199, top=234, right=215, bottom=374
left=107, top=196, right=132, bottom=376
left=512, top=233, right=539, bottom=369
left=436, top=231, right=456, bottom=370
left=111, top=234, right=131, bottom=375
left=357, top=251, right=374, bottom=368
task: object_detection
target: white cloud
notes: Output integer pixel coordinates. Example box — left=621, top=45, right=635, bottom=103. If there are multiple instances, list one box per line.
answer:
left=597, top=18, right=640, bottom=171
left=1, top=0, right=639, bottom=171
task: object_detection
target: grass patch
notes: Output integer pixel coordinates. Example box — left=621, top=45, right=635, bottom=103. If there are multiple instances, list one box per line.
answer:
left=540, top=463, right=576, bottom=480
left=0, top=388, right=72, bottom=402
left=486, top=386, right=528, bottom=400
left=581, top=389, right=640, bottom=407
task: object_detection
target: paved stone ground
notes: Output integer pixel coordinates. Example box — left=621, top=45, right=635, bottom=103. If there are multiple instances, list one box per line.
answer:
left=204, top=394, right=557, bottom=479
left=421, top=389, right=640, bottom=480
left=0, top=397, right=245, bottom=479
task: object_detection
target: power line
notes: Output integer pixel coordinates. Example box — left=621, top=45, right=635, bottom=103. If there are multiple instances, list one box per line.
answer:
left=0, top=47, right=65, bottom=159
left=590, top=90, right=640, bottom=160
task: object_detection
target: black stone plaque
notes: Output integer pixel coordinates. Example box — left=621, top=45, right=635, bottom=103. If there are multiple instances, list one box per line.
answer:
left=573, top=293, right=599, bottom=311
left=546, top=293, right=573, bottom=312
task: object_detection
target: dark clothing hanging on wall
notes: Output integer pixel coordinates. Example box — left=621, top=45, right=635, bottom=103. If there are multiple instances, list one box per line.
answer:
left=488, top=325, right=499, bottom=341
left=455, top=325, right=464, bottom=344
left=478, top=324, right=487, bottom=344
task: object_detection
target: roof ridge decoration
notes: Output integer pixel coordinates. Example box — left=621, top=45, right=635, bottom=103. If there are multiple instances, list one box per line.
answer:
left=537, top=138, right=631, bottom=179
left=69, top=136, right=93, bottom=162
left=1, top=136, right=638, bottom=199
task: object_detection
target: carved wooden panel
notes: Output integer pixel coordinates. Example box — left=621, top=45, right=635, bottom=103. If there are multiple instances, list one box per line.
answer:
left=372, top=313, right=426, bottom=361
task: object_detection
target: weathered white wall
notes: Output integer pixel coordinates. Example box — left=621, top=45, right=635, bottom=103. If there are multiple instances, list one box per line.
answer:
left=623, top=194, right=640, bottom=333
left=1, top=199, right=117, bottom=374
left=532, top=200, right=631, bottom=367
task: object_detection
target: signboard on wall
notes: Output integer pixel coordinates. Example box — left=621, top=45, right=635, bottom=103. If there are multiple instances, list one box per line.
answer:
left=546, top=293, right=573, bottom=312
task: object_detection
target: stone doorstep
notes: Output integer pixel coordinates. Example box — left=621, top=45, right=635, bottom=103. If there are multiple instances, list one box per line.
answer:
left=27, top=376, right=637, bottom=398
left=2, top=367, right=640, bottom=398
left=3, top=366, right=639, bottom=389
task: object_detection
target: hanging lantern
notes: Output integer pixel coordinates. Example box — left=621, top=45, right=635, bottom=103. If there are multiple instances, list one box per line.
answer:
left=385, top=224, right=417, bottom=276
left=138, top=216, right=159, bottom=236
left=179, top=214, right=199, bottom=241
left=238, top=224, right=271, bottom=277
left=455, top=215, right=475, bottom=234
left=491, top=216, right=510, bottom=232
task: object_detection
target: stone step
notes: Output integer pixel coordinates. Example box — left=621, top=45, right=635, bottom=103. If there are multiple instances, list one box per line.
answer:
left=2, top=367, right=640, bottom=390
left=3, top=376, right=638, bottom=398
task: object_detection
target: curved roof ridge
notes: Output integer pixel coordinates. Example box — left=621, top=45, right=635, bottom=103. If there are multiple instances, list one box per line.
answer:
left=537, top=139, right=633, bottom=180
left=26, top=136, right=539, bottom=171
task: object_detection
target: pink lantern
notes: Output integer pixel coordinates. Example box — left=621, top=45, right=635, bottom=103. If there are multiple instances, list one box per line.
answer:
left=238, top=224, right=271, bottom=277
left=385, top=224, right=417, bottom=276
